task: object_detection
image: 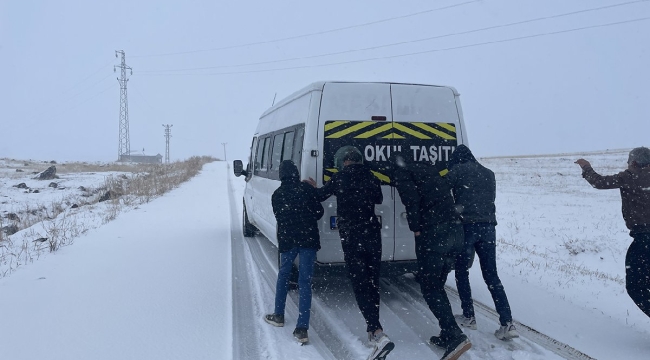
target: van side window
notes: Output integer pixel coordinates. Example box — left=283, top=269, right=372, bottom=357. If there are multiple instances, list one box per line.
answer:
left=270, top=133, right=284, bottom=171
left=282, top=131, right=294, bottom=163
left=254, top=137, right=264, bottom=173
left=292, top=127, right=304, bottom=168
left=246, top=137, right=257, bottom=180
left=255, top=137, right=269, bottom=175
left=260, top=137, right=271, bottom=172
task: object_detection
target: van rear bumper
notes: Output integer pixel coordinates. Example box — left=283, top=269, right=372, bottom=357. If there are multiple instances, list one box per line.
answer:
left=314, top=260, right=418, bottom=278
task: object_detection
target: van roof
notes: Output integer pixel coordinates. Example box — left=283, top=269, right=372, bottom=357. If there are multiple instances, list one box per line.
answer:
left=260, top=81, right=459, bottom=119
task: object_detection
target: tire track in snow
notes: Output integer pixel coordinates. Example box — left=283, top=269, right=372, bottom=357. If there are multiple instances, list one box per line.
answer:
left=228, top=170, right=593, bottom=359
left=243, top=230, right=358, bottom=360
left=391, top=276, right=596, bottom=360
left=229, top=174, right=344, bottom=359
left=229, top=175, right=267, bottom=360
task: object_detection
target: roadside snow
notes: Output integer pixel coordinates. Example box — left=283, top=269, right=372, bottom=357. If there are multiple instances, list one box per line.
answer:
left=0, top=162, right=231, bottom=360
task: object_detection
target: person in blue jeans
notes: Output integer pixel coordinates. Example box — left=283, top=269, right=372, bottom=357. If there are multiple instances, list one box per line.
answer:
left=264, top=160, right=324, bottom=344
left=446, top=145, right=519, bottom=341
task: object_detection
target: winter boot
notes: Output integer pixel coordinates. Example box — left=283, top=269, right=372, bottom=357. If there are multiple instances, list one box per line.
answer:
left=367, top=332, right=395, bottom=360
left=454, top=314, right=477, bottom=330
left=494, top=321, right=519, bottom=341
left=440, top=333, right=471, bottom=360
left=293, top=327, right=309, bottom=343
left=429, top=331, right=454, bottom=348
left=264, top=313, right=284, bottom=327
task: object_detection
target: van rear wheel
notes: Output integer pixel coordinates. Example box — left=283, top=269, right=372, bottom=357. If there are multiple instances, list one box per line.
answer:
left=242, top=201, right=257, bottom=237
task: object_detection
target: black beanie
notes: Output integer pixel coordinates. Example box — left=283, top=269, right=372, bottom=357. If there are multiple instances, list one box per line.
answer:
left=279, top=160, right=300, bottom=182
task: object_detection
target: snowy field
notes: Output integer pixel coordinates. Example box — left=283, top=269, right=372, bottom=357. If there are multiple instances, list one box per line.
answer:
left=1, top=150, right=649, bottom=359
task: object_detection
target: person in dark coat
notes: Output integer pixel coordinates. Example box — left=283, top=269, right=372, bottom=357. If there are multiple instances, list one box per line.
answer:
left=306, top=146, right=395, bottom=360
left=446, top=144, right=518, bottom=341
left=576, top=147, right=650, bottom=319
left=388, top=151, right=471, bottom=360
left=264, top=160, right=324, bottom=344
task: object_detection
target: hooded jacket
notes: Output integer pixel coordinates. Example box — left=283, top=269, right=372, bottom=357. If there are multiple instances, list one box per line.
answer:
left=446, top=145, right=498, bottom=225
left=388, top=151, right=460, bottom=233
left=315, top=162, right=382, bottom=226
left=582, top=165, right=650, bottom=235
left=272, top=161, right=324, bottom=252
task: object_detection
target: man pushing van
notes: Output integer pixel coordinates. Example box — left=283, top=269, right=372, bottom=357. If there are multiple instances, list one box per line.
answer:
left=387, top=151, right=472, bottom=360
left=306, top=146, right=395, bottom=360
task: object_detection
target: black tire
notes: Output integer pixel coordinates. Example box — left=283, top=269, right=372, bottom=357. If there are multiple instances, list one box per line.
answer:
left=242, top=201, right=257, bottom=237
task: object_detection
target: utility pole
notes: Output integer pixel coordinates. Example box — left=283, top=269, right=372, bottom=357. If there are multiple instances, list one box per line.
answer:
left=114, top=50, right=132, bottom=161
left=221, top=142, right=227, bottom=161
left=163, top=124, right=173, bottom=164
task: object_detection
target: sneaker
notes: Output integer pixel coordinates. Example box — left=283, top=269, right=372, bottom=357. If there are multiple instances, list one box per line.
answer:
left=367, top=332, right=395, bottom=360
left=263, top=313, right=284, bottom=327
left=494, top=321, right=519, bottom=341
left=454, top=314, right=477, bottom=330
left=293, top=327, right=309, bottom=343
left=441, top=334, right=472, bottom=360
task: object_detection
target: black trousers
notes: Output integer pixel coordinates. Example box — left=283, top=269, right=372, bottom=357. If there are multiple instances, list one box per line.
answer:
left=626, top=233, right=650, bottom=318
left=417, top=222, right=465, bottom=339
left=455, top=223, right=513, bottom=326
left=339, top=220, right=383, bottom=333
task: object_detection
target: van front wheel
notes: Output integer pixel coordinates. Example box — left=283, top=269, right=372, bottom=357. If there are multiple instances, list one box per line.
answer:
left=242, top=202, right=257, bottom=237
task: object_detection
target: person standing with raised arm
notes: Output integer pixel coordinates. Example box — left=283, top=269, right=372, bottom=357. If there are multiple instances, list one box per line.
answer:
left=576, top=147, right=650, bottom=319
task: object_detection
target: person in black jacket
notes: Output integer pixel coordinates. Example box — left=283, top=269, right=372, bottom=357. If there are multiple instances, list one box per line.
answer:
left=388, top=151, right=471, bottom=360
left=306, top=146, right=395, bottom=360
left=264, top=160, right=324, bottom=344
left=446, top=144, right=518, bottom=341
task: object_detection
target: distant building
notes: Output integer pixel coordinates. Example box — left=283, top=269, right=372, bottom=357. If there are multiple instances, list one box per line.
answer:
left=118, top=154, right=163, bottom=164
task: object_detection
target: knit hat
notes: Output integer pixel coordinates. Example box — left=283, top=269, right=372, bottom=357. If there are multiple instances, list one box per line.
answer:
left=279, top=160, right=299, bottom=182
left=334, top=146, right=363, bottom=170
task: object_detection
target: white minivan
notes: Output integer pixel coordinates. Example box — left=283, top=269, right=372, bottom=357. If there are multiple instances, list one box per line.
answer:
left=233, top=81, right=469, bottom=275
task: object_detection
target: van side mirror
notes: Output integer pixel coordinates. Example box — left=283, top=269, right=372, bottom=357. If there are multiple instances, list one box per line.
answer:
left=233, top=160, right=247, bottom=177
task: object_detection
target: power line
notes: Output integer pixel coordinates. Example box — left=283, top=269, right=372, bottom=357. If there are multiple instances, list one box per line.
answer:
left=43, top=82, right=117, bottom=121
left=31, top=72, right=114, bottom=120
left=29, top=60, right=115, bottom=119
left=62, top=59, right=115, bottom=93
left=137, top=17, right=650, bottom=77
left=130, top=0, right=480, bottom=58
left=138, top=0, right=649, bottom=74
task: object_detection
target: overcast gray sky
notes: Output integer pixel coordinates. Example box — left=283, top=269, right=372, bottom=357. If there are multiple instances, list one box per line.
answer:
left=1, top=0, right=648, bottom=163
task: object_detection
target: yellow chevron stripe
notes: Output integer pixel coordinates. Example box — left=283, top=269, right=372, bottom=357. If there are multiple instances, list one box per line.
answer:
left=371, top=170, right=391, bottom=184
left=412, top=123, right=456, bottom=140
left=326, top=122, right=374, bottom=138
left=382, top=133, right=406, bottom=139
left=439, top=169, right=449, bottom=176
left=324, top=121, right=349, bottom=131
left=393, top=123, right=431, bottom=139
left=324, top=175, right=331, bottom=182
left=354, top=123, right=393, bottom=139
left=436, top=122, right=456, bottom=133
left=326, top=168, right=338, bottom=173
